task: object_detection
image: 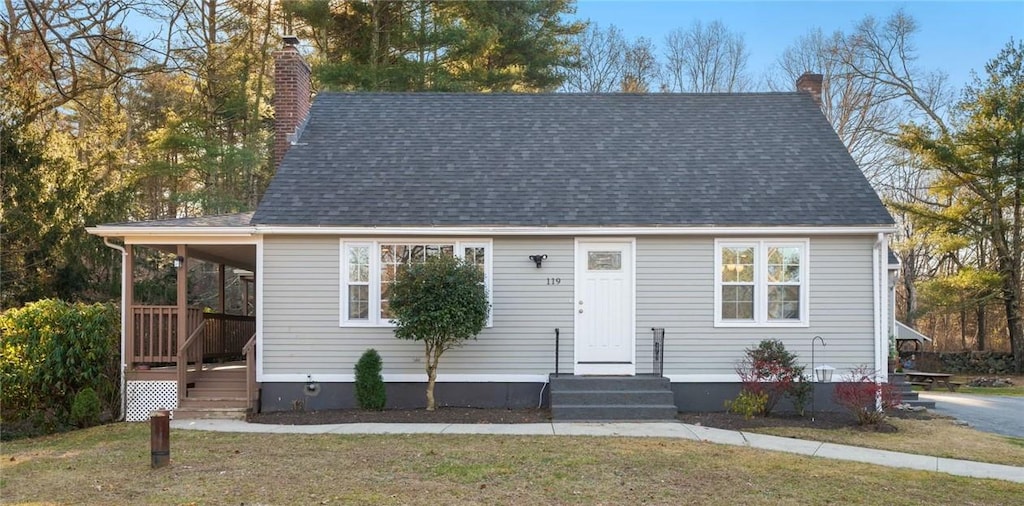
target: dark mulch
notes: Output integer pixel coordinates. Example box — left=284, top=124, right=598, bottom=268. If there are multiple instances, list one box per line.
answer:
left=250, top=407, right=552, bottom=425
left=677, top=409, right=940, bottom=433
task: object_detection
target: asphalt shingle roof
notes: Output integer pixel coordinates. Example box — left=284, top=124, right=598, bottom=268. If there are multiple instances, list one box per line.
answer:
left=102, top=212, right=255, bottom=227
left=252, top=93, right=894, bottom=227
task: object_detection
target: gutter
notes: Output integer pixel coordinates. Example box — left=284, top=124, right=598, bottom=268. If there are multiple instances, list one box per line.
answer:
left=102, top=238, right=128, bottom=422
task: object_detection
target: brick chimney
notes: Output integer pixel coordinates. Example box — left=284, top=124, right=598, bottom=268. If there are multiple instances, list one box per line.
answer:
left=273, top=36, right=312, bottom=171
left=795, top=72, right=823, bottom=107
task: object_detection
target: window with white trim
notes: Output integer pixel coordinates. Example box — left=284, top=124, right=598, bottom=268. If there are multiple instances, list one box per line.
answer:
left=342, top=240, right=492, bottom=326
left=714, top=239, right=809, bottom=327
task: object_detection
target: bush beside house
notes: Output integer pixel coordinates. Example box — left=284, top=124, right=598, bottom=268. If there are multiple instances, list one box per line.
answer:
left=0, top=299, right=119, bottom=438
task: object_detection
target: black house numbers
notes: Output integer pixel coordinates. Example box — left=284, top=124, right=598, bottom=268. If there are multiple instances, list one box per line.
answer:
left=546, top=277, right=561, bottom=285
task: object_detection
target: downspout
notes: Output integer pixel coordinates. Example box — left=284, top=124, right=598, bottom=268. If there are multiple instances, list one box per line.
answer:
left=880, top=234, right=890, bottom=382
left=103, top=238, right=128, bottom=421
left=872, top=233, right=884, bottom=380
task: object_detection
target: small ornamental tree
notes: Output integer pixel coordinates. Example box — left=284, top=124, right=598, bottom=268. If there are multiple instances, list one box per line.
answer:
left=388, top=255, right=489, bottom=410
left=354, top=349, right=386, bottom=410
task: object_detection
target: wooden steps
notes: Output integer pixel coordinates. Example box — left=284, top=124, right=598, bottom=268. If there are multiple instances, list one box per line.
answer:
left=174, top=368, right=248, bottom=420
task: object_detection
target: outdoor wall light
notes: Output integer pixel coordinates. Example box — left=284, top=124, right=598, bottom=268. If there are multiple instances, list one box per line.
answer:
left=173, top=256, right=185, bottom=269
left=529, top=254, right=548, bottom=268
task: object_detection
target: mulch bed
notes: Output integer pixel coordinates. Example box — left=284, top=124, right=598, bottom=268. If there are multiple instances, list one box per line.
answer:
left=251, top=407, right=934, bottom=432
left=250, top=407, right=552, bottom=425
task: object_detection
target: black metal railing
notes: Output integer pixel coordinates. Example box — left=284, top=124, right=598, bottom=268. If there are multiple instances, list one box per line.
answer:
left=652, top=328, right=665, bottom=377
left=554, top=328, right=561, bottom=376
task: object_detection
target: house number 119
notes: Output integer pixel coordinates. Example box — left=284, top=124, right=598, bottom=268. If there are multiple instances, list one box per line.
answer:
left=546, top=278, right=561, bottom=285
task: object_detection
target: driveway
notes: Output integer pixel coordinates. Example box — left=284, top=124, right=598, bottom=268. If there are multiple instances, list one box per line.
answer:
left=918, top=392, right=1024, bottom=438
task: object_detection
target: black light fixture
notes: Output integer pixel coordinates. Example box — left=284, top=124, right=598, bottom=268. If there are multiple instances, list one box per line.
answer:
left=528, top=254, right=547, bottom=268
left=173, top=256, right=185, bottom=269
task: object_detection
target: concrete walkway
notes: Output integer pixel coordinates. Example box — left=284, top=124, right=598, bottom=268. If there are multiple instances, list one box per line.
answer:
left=171, top=419, right=1024, bottom=484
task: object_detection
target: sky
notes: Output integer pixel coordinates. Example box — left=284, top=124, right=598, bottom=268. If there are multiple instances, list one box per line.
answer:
left=571, top=1, right=1024, bottom=92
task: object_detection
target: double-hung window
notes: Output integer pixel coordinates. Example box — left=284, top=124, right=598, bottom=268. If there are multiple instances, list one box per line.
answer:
left=714, top=239, right=809, bottom=327
left=342, top=239, right=492, bottom=326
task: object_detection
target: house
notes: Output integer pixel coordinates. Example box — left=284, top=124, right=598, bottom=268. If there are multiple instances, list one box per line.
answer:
left=88, top=39, right=897, bottom=420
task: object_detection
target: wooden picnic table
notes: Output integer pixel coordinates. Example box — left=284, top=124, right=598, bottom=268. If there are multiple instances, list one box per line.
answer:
left=905, top=371, right=961, bottom=392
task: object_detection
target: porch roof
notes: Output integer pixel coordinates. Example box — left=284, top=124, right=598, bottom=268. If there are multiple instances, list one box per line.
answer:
left=92, top=212, right=255, bottom=230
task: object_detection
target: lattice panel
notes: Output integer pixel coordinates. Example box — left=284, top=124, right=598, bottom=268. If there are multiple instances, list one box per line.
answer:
left=126, top=381, right=177, bottom=422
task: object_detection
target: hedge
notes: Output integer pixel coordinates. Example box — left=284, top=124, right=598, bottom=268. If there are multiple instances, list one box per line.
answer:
left=1, top=299, right=119, bottom=438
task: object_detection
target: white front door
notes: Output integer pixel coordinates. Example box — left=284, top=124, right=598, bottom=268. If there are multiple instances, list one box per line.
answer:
left=574, top=239, right=635, bottom=375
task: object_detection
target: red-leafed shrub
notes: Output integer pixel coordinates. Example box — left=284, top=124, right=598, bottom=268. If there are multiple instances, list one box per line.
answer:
left=733, top=339, right=804, bottom=416
left=833, top=366, right=901, bottom=425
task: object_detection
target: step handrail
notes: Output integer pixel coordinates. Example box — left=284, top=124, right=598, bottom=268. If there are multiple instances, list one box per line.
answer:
left=243, top=333, right=258, bottom=413
left=177, top=322, right=206, bottom=401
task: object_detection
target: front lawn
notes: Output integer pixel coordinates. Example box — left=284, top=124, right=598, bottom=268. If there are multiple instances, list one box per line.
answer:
left=2, top=424, right=1022, bottom=505
left=745, top=416, right=1024, bottom=467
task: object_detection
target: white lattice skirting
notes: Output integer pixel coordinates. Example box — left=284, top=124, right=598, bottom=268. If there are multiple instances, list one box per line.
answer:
left=126, top=381, right=178, bottom=422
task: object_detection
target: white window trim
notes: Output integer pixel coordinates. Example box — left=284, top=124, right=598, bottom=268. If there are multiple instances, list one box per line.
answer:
left=714, top=238, right=810, bottom=328
left=340, top=238, right=493, bottom=328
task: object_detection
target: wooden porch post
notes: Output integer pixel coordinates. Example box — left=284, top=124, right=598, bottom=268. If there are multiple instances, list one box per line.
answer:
left=217, top=264, right=226, bottom=354
left=125, top=244, right=135, bottom=369
left=176, top=245, right=188, bottom=401
left=217, top=264, right=225, bottom=314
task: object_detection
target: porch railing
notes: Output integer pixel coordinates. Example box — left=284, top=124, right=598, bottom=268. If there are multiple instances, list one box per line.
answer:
left=202, top=313, right=256, bottom=361
left=652, top=328, right=665, bottom=377
left=130, top=307, right=255, bottom=366
left=130, top=306, right=203, bottom=365
left=243, top=333, right=258, bottom=412
left=177, top=323, right=206, bottom=400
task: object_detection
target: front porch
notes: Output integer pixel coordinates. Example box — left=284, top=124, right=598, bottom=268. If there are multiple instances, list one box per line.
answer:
left=121, top=239, right=258, bottom=421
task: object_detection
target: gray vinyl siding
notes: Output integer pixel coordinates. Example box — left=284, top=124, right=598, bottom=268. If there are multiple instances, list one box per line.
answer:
left=261, top=236, right=573, bottom=376
left=261, top=234, right=877, bottom=379
left=636, top=236, right=876, bottom=377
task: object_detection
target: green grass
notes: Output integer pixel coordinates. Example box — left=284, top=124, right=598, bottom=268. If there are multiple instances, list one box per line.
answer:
left=2, top=423, right=1022, bottom=505
left=748, top=417, right=1024, bottom=467
left=956, top=385, right=1024, bottom=396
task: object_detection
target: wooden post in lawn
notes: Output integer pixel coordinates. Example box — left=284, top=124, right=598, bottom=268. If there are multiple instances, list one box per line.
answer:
left=150, top=410, right=170, bottom=468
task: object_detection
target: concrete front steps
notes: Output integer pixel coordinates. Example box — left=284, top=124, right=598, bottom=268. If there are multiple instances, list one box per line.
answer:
left=173, top=368, right=249, bottom=420
left=889, top=373, right=935, bottom=409
left=549, top=374, right=678, bottom=421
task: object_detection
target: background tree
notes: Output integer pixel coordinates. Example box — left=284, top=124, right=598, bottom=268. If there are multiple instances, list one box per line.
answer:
left=663, top=20, right=750, bottom=92
left=620, top=36, right=659, bottom=92
left=388, top=255, right=489, bottom=410
left=895, top=41, right=1024, bottom=371
left=560, top=22, right=625, bottom=93
left=284, top=0, right=583, bottom=92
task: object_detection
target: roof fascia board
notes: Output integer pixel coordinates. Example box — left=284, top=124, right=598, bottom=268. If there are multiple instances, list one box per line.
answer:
left=87, top=226, right=257, bottom=238
left=123, top=236, right=259, bottom=245
left=253, top=225, right=897, bottom=236
left=88, top=225, right=897, bottom=238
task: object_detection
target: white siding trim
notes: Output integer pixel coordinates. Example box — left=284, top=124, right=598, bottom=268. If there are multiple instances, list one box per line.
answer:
left=665, top=374, right=742, bottom=383
left=255, top=235, right=266, bottom=382
left=123, top=236, right=258, bottom=245
left=262, top=373, right=549, bottom=383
